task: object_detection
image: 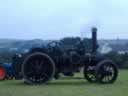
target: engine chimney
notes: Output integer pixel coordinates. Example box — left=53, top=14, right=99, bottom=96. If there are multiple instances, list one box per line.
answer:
left=91, top=27, right=97, bottom=54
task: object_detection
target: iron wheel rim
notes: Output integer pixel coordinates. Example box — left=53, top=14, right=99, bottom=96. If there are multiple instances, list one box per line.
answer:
left=22, top=52, right=55, bottom=85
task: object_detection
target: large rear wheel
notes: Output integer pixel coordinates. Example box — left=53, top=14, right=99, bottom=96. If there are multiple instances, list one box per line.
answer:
left=22, top=52, right=55, bottom=85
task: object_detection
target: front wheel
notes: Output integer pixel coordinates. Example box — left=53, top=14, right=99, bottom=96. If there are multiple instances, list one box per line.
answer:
left=95, top=60, right=118, bottom=84
left=83, top=65, right=97, bottom=83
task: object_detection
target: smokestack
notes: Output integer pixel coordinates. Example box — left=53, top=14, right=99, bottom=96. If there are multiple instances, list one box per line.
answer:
left=92, top=27, right=97, bottom=53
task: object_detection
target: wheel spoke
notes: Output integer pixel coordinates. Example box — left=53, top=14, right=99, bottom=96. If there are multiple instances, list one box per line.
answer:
left=26, top=72, right=33, bottom=76
left=41, top=72, right=50, bottom=79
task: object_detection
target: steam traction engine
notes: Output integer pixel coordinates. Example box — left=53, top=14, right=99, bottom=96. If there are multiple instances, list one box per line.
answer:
left=12, top=28, right=118, bottom=85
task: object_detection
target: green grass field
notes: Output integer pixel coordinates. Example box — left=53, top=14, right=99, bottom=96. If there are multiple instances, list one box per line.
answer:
left=0, top=70, right=128, bottom=96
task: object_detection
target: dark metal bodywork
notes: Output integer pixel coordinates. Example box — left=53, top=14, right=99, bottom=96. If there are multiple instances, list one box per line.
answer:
left=12, top=30, right=102, bottom=78
left=12, top=28, right=118, bottom=84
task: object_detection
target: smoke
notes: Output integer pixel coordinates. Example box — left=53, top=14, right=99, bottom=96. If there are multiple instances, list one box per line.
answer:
left=87, top=0, right=128, bottom=39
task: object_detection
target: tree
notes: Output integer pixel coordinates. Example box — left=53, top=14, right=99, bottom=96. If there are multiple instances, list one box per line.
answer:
left=104, top=51, right=128, bottom=69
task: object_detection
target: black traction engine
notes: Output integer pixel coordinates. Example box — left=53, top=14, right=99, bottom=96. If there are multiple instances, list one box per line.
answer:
left=12, top=28, right=118, bottom=85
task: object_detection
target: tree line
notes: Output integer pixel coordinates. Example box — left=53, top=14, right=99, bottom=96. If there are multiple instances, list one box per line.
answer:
left=0, top=37, right=128, bottom=69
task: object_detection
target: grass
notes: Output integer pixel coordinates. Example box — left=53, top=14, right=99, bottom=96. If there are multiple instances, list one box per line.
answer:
left=0, top=70, right=128, bottom=96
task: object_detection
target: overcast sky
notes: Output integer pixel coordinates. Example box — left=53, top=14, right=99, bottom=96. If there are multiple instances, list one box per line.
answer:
left=0, top=0, right=128, bottom=40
